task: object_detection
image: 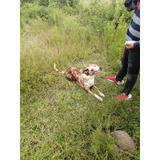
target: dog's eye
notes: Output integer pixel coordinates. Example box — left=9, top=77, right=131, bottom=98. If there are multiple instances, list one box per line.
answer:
left=91, top=69, right=94, bottom=71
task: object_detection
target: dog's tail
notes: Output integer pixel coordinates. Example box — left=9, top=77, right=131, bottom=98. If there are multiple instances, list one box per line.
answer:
left=54, top=63, right=65, bottom=74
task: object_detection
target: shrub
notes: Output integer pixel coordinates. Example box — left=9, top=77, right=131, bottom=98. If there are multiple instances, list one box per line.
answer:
left=20, top=3, right=39, bottom=24
left=53, top=0, right=80, bottom=8
left=39, top=0, right=49, bottom=7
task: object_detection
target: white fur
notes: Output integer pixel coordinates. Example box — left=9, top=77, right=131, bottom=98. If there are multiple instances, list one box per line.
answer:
left=88, top=66, right=99, bottom=71
left=86, top=75, right=95, bottom=87
left=94, top=94, right=103, bottom=102
left=83, top=74, right=95, bottom=87
left=100, top=92, right=105, bottom=97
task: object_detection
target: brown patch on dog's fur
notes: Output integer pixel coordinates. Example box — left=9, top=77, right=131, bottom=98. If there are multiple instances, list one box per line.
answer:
left=83, top=68, right=89, bottom=76
left=66, top=67, right=83, bottom=82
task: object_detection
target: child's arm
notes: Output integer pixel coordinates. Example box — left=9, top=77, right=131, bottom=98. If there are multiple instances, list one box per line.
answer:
left=124, top=0, right=137, bottom=11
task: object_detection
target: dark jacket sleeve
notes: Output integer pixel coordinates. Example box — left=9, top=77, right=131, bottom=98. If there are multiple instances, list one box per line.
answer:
left=134, top=41, right=140, bottom=49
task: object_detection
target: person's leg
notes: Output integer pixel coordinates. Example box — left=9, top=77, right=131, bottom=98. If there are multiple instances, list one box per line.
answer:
left=116, top=47, right=129, bottom=81
left=122, top=49, right=140, bottom=95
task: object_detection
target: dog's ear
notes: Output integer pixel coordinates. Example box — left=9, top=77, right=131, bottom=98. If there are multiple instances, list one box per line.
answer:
left=83, top=68, right=89, bottom=75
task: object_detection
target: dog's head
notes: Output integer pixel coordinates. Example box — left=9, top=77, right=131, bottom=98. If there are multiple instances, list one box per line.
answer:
left=83, top=64, right=101, bottom=76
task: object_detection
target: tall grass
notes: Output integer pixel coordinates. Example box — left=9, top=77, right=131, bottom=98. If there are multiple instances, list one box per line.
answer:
left=21, top=1, right=140, bottom=159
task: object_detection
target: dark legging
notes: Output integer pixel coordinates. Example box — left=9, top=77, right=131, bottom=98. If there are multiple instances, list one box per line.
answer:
left=116, top=47, right=140, bottom=95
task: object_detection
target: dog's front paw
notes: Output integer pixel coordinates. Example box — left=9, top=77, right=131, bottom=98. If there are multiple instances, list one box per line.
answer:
left=100, top=92, right=105, bottom=97
left=95, top=94, right=103, bottom=102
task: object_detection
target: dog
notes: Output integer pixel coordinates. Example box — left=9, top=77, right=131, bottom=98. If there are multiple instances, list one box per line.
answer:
left=54, top=63, right=105, bottom=101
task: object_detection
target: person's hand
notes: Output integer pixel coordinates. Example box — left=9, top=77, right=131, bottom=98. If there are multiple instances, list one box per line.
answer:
left=125, top=42, right=134, bottom=49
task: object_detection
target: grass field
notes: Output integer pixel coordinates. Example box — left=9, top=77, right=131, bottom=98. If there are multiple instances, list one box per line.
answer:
left=20, top=1, right=140, bottom=159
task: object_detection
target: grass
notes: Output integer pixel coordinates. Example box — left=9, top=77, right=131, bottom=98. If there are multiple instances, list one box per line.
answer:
left=20, top=2, right=140, bottom=159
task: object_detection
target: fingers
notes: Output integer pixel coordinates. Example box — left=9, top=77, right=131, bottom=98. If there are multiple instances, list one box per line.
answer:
left=125, top=43, right=134, bottom=49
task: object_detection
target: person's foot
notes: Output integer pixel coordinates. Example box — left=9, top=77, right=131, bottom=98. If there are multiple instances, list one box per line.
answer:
left=107, top=77, right=124, bottom=85
left=117, top=93, right=132, bottom=101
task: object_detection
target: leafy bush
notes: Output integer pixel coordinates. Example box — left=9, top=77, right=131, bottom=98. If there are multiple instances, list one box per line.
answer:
left=21, top=0, right=35, bottom=4
left=77, top=0, right=133, bottom=35
left=20, top=3, right=40, bottom=24
left=21, top=3, right=66, bottom=26
left=53, top=0, right=80, bottom=8
left=39, top=0, right=49, bottom=7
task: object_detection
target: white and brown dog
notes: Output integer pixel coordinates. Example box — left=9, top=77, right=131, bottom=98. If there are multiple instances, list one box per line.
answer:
left=54, top=63, right=105, bottom=101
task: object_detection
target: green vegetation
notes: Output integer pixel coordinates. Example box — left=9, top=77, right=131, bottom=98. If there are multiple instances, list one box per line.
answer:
left=21, top=0, right=140, bottom=159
